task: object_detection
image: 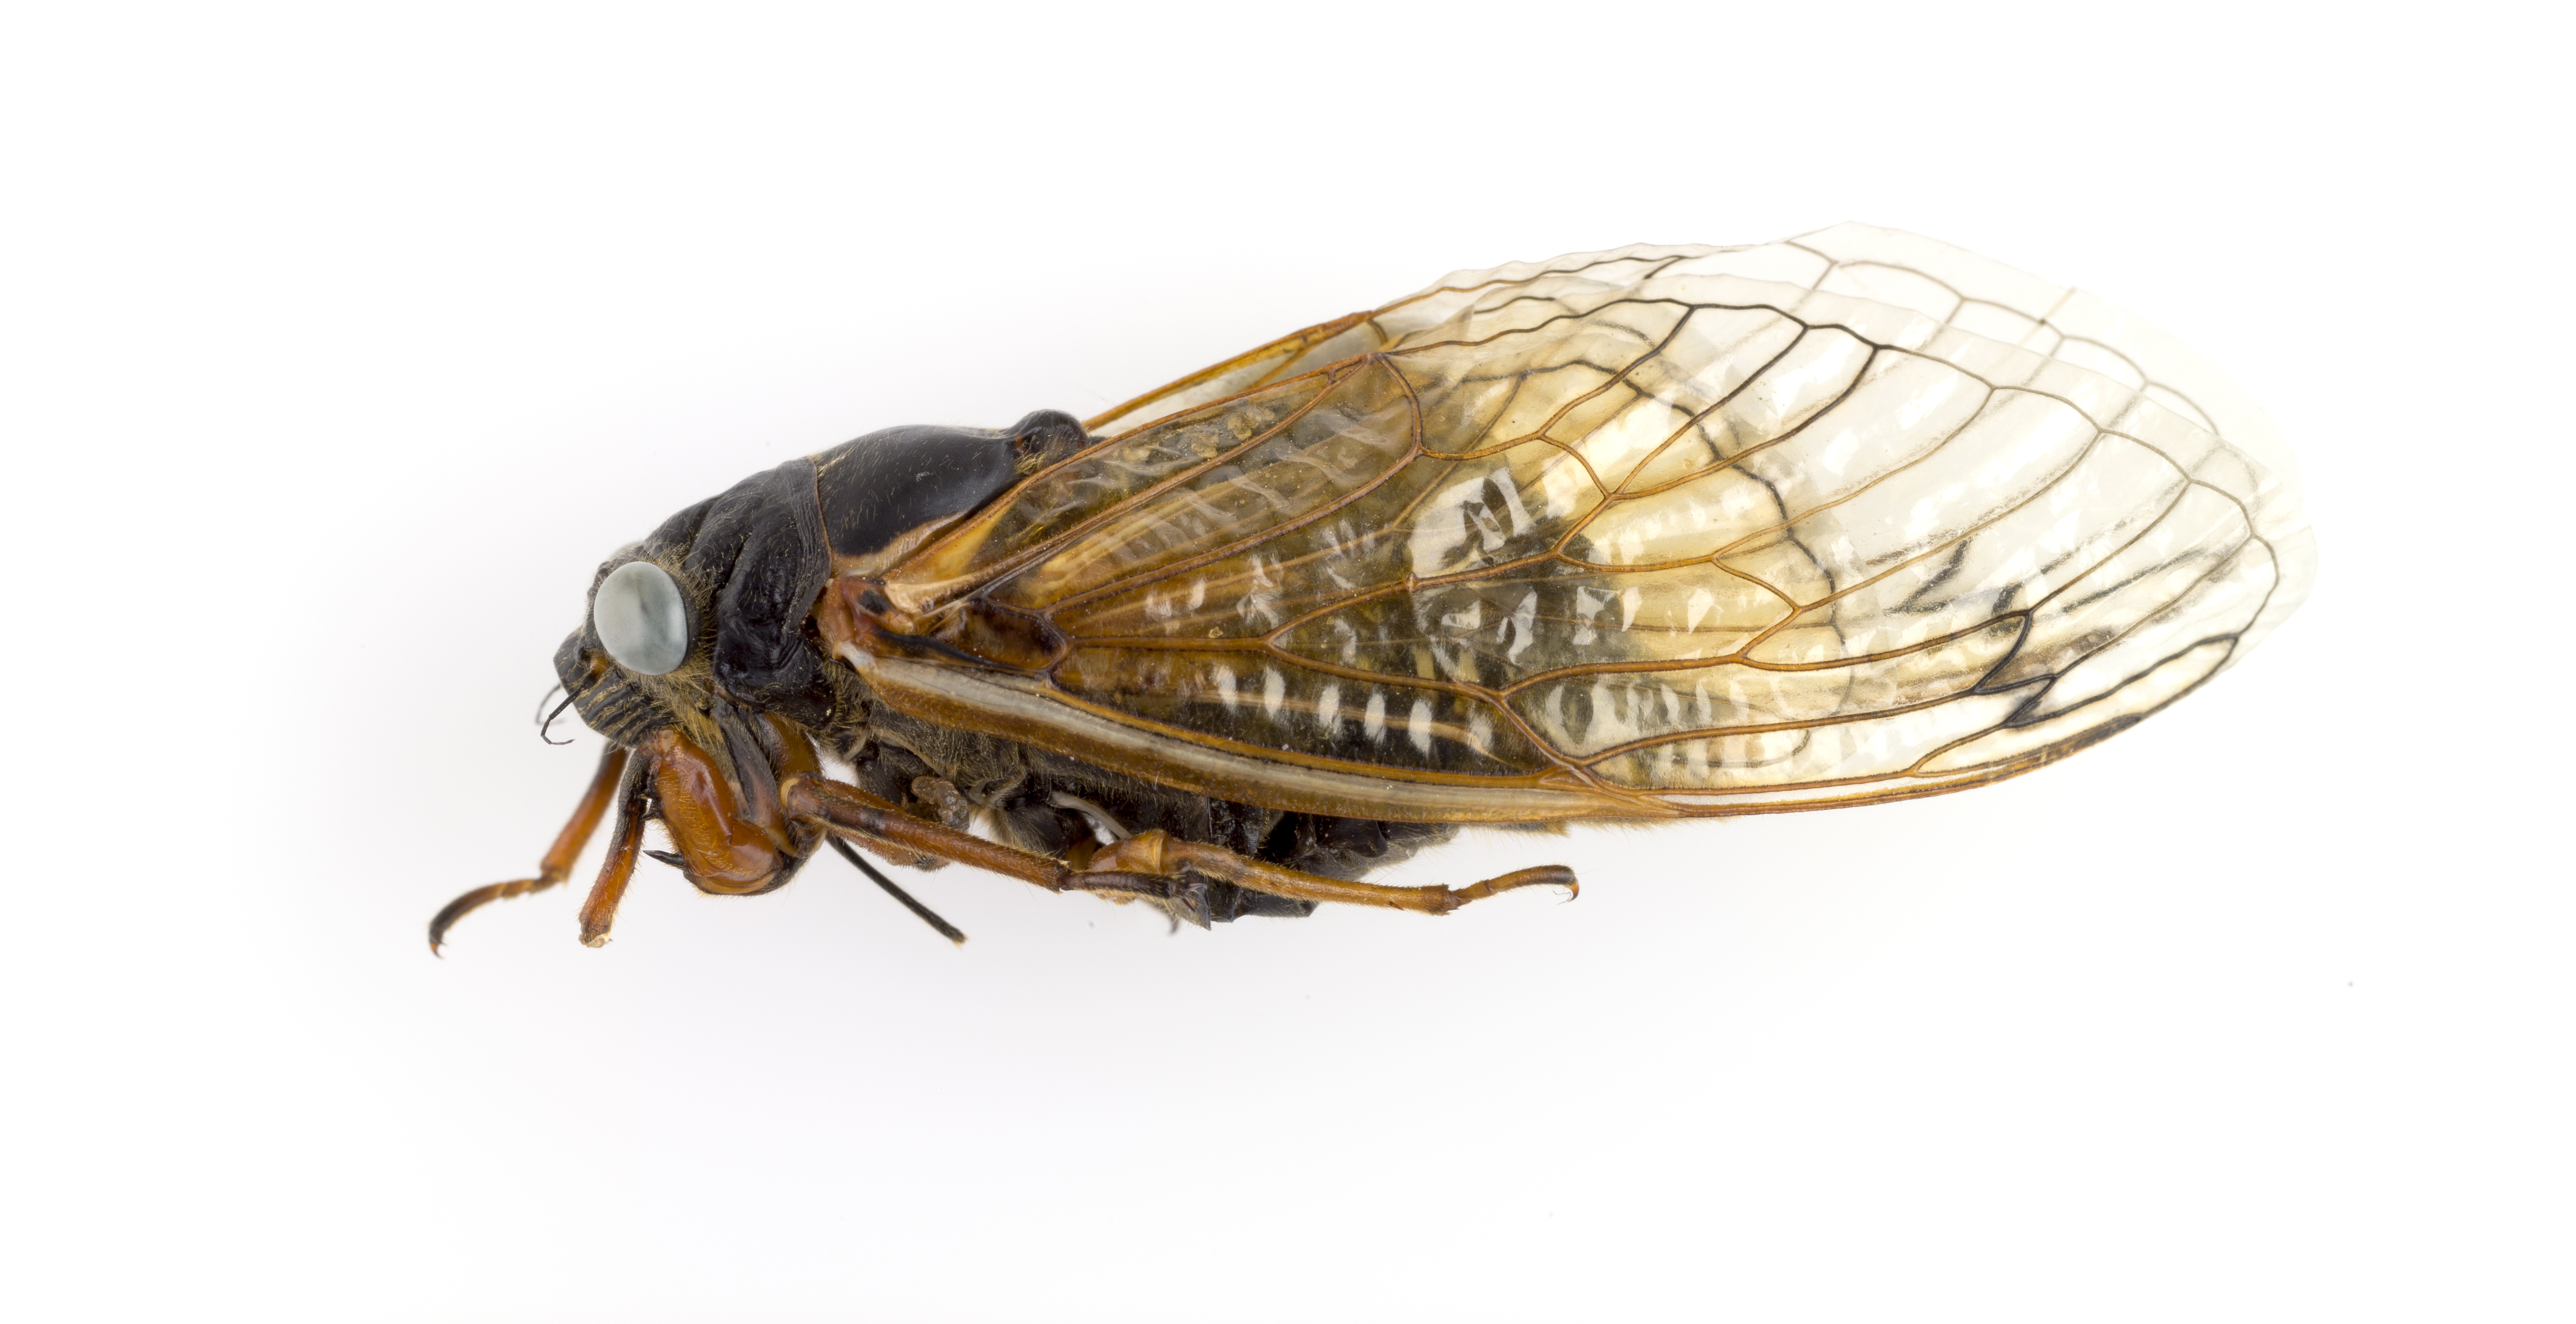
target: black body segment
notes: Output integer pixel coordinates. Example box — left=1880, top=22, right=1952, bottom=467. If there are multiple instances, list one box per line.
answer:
left=813, top=425, right=1017, bottom=561
left=687, top=459, right=833, bottom=721
left=812, top=409, right=1088, bottom=560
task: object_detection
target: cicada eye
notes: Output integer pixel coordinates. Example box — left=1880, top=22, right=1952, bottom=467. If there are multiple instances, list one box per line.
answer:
left=593, top=560, right=689, bottom=675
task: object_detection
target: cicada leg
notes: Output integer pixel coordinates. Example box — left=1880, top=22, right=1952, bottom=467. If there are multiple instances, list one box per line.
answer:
left=574, top=754, right=653, bottom=948
left=1086, top=829, right=1576, bottom=916
left=779, top=775, right=1574, bottom=921
left=429, top=745, right=632, bottom=954
left=781, top=774, right=1080, bottom=891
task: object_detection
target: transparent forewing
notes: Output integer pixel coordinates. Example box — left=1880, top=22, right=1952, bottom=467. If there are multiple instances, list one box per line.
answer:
left=1402, top=225, right=2314, bottom=646
left=1081, top=245, right=1723, bottom=439
left=874, top=229, right=2310, bottom=820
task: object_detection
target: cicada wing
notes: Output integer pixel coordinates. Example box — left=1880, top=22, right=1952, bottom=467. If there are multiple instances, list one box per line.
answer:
left=1760, top=222, right=2313, bottom=651
left=866, top=230, right=2310, bottom=822
left=1082, top=312, right=1387, bottom=439
left=1081, top=244, right=1730, bottom=438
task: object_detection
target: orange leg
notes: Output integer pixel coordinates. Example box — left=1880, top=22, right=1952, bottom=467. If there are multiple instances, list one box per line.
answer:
left=429, top=746, right=633, bottom=954
left=780, top=775, right=1574, bottom=920
left=1088, top=829, right=1574, bottom=916
left=782, top=774, right=1072, bottom=889
left=575, top=755, right=653, bottom=947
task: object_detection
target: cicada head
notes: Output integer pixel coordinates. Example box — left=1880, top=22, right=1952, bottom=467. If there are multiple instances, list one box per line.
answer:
left=552, top=451, right=834, bottom=751
left=552, top=408, right=1091, bottom=752
left=554, top=564, right=704, bottom=750
left=551, top=491, right=736, bottom=753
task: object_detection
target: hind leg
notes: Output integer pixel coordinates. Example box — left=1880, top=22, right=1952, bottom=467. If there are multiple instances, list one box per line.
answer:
left=782, top=776, right=1574, bottom=918
left=1085, top=830, right=1575, bottom=916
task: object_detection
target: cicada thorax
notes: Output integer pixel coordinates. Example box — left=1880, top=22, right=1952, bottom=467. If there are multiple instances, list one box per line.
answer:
left=812, top=411, right=1086, bottom=566
left=807, top=410, right=1087, bottom=677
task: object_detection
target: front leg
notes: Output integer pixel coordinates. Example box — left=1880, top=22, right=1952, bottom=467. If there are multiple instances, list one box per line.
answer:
left=430, top=745, right=632, bottom=954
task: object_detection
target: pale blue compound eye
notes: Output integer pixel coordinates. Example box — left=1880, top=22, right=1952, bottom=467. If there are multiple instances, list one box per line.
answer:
left=593, top=561, right=689, bottom=675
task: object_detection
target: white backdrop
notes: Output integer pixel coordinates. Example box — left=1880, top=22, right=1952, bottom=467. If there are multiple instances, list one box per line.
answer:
left=4, top=4, right=2567, bottom=1320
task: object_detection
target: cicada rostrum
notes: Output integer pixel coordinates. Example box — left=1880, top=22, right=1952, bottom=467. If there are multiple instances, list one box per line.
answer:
left=432, top=223, right=2315, bottom=951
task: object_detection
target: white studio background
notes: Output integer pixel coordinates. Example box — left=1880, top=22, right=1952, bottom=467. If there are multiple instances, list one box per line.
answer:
left=2, top=4, right=2566, bottom=1321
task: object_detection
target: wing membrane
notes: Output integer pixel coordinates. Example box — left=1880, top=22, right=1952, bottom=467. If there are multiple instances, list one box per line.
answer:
left=860, top=227, right=2313, bottom=821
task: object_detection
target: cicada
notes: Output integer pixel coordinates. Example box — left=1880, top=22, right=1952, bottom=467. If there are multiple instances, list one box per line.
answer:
left=432, top=223, right=2315, bottom=951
